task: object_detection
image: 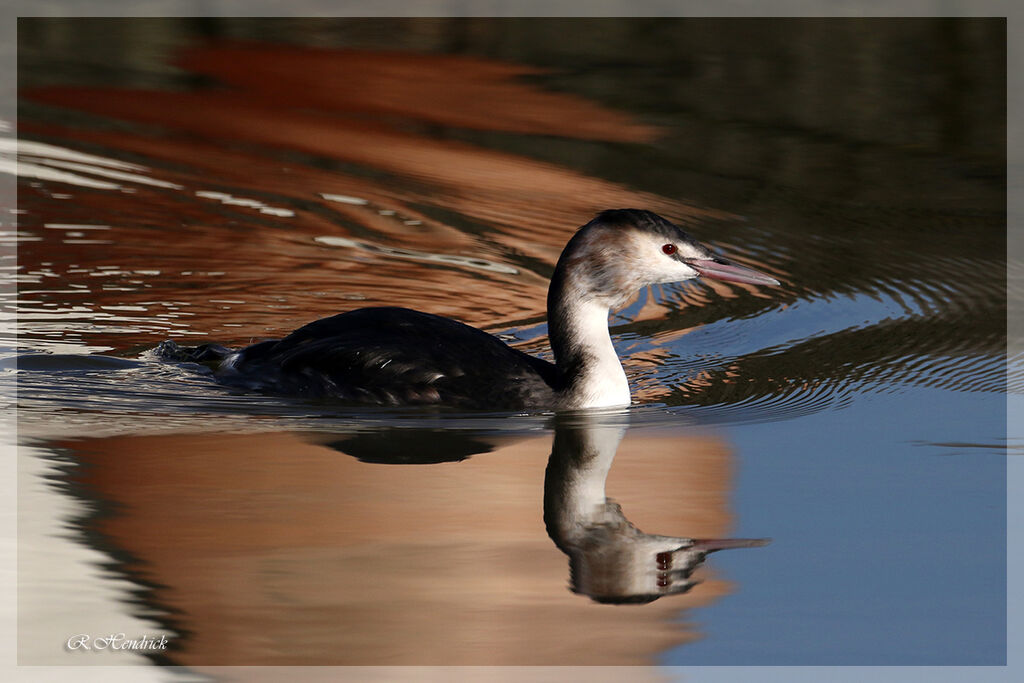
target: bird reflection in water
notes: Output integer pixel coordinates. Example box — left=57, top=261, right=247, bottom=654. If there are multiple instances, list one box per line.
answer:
left=543, top=413, right=769, bottom=604
left=322, top=413, right=769, bottom=604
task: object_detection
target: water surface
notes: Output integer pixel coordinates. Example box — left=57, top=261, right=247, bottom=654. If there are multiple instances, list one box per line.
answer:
left=8, top=17, right=1007, bottom=669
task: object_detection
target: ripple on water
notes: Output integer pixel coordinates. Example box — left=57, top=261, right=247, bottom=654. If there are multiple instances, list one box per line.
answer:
left=628, top=275, right=1005, bottom=420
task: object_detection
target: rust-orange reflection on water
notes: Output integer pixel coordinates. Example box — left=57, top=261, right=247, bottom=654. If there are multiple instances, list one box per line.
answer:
left=173, top=45, right=663, bottom=143
left=60, top=430, right=737, bottom=666
left=19, top=43, right=745, bottom=352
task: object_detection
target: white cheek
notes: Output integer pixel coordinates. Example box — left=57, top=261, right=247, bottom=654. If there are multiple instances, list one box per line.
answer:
left=649, top=258, right=699, bottom=284
left=674, top=260, right=699, bottom=282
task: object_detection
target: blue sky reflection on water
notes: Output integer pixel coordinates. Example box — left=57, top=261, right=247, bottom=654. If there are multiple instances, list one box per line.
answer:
left=667, top=385, right=1006, bottom=665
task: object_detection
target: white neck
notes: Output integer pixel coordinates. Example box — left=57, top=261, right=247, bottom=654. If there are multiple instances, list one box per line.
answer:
left=553, top=299, right=631, bottom=409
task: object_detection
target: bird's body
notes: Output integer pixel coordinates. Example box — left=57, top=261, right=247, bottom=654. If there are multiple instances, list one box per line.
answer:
left=167, top=209, right=778, bottom=411
left=215, top=306, right=561, bottom=409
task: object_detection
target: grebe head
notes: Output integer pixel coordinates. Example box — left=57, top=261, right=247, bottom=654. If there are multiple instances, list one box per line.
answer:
left=556, top=209, right=779, bottom=308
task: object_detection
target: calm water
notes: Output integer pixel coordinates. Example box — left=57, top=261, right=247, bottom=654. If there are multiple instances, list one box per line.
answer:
left=7, top=18, right=1008, bottom=670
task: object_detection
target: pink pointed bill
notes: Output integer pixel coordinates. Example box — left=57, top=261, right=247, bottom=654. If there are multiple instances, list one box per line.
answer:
left=689, top=259, right=780, bottom=286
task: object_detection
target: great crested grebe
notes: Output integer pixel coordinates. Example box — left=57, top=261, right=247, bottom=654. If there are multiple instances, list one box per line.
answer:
left=163, top=209, right=779, bottom=410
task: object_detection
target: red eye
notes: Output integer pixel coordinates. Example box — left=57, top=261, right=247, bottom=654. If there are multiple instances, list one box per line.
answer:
left=662, top=244, right=677, bottom=255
